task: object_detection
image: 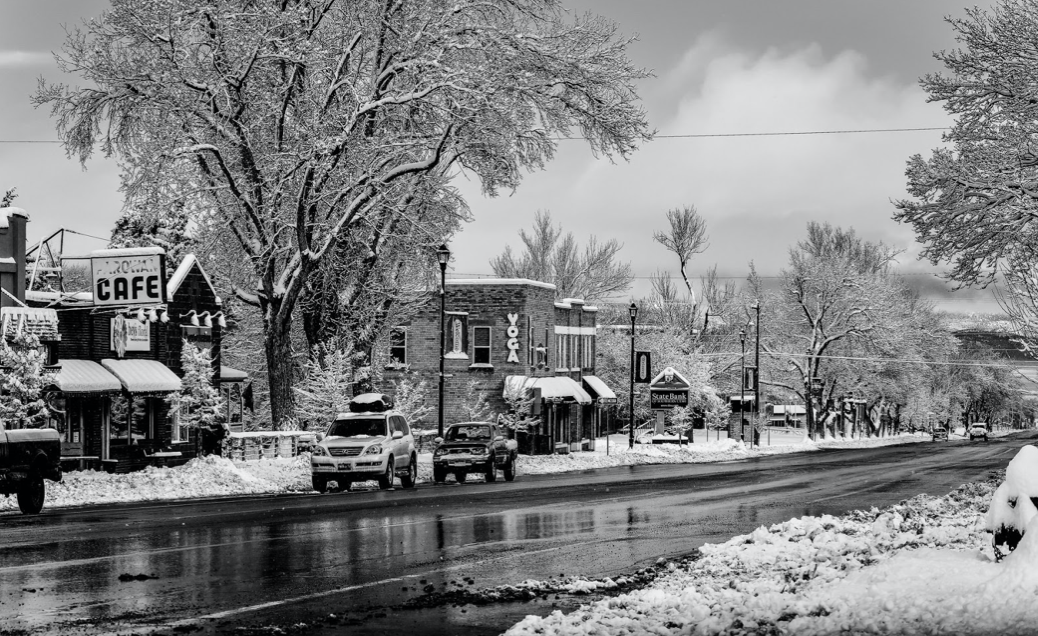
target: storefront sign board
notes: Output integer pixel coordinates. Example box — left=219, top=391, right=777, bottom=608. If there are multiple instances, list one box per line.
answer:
left=91, top=252, right=166, bottom=305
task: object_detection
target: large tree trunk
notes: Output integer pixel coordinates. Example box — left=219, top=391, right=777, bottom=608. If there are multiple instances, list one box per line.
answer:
left=264, top=307, right=296, bottom=430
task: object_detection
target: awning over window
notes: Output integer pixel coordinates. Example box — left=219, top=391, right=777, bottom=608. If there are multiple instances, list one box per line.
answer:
left=101, top=359, right=182, bottom=394
left=581, top=375, right=617, bottom=402
left=219, top=365, right=249, bottom=383
left=55, top=359, right=122, bottom=395
left=504, top=375, right=592, bottom=405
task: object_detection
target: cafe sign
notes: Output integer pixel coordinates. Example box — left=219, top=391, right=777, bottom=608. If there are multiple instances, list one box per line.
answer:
left=91, top=247, right=166, bottom=306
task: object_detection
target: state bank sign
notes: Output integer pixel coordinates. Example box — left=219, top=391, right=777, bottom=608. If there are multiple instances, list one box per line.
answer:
left=90, top=247, right=167, bottom=306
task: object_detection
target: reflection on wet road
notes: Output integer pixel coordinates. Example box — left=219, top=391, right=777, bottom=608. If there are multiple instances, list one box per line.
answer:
left=0, top=434, right=1026, bottom=634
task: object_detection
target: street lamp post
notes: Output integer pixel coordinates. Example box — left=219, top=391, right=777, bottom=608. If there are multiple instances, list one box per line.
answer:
left=739, top=328, right=746, bottom=442
left=628, top=302, right=638, bottom=450
left=753, top=301, right=761, bottom=446
left=436, top=244, right=451, bottom=438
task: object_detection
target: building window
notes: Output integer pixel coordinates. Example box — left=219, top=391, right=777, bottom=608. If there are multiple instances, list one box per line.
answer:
left=110, top=395, right=152, bottom=445
left=445, top=313, right=469, bottom=359
left=473, top=326, right=492, bottom=365
left=389, top=327, right=407, bottom=365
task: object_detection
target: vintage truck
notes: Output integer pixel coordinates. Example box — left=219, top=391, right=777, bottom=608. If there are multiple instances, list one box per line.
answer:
left=432, top=421, right=518, bottom=484
left=0, top=426, right=62, bottom=514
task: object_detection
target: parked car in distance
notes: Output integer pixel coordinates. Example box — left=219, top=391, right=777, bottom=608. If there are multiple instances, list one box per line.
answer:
left=310, top=393, right=417, bottom=492
left=969, top=422, right=989, bottom=441
left=932, top=426, right=949, bottom=442
left=433, top=422, right=518, bottom=484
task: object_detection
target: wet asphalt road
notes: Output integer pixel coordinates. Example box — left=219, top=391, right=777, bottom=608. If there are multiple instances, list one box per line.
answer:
left=0, top=433, right=1030, bottom=635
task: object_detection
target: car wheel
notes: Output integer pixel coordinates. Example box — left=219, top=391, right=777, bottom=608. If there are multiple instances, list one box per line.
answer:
left=433, top=465, right=447, bottom=484
left=401, top=455, right=417, bottom=489
left=312, top=476, right=328, bottom=493
left=503, top=457, right=516, bottom=482
left=339, top=481, right=352, bottom=492
left=16, top=476, right=45, bottom=515
left=378, top=458, right=395, bottom=490
left=485, top=460, right=497, bottom=483
left=455, top=471, right=467, bottom=484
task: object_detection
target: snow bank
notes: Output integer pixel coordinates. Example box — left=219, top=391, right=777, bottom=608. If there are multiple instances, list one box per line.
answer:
left=505, top=479, right=1006, bottom=636
left=0, top=455, right=312, bottom=512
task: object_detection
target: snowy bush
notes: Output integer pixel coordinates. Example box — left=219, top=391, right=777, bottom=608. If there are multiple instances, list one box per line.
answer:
left=986, top=445, right=1038, bottom=560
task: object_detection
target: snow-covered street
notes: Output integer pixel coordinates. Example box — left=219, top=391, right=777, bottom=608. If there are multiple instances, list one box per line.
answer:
left=0, top=429, right=943, bottom=511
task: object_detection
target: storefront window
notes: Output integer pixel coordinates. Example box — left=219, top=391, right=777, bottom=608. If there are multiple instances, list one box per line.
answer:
left=110, top=395, right=152, bottom=445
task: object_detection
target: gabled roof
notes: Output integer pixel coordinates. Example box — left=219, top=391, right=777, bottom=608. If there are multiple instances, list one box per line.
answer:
left=166, top=253, right=221, bottom=304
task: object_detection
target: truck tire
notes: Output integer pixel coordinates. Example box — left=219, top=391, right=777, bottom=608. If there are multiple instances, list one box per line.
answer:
left=485, top=460, right=497, bottom=483
left=455, top=471, right=467, bottom=484
left=503, top=457, right=516, bottom=482
left=433, top=465, right=447, bottom=484
left=400, top=455, right=417, bottom=489
left=17, top=476, right=45, bottom=515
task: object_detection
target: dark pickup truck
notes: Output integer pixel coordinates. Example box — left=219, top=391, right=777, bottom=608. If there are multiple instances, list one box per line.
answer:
left=0, top=427, right=62, bottom=514
left=432, top=421, right=518, bottom=484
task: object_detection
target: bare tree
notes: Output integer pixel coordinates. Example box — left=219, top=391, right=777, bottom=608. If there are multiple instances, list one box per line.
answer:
left=37, top=0, right=651, bottom=427
left=490, top=210, right=633, bottom=301
left=652, top=206, right=709, bottom=303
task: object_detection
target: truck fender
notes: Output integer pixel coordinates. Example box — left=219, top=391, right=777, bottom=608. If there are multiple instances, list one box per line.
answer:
left=31, top=451, right=62, bottom=483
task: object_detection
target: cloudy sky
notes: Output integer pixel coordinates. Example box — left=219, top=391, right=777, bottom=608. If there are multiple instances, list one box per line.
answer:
left=0, top=0, right=1000, bottom=312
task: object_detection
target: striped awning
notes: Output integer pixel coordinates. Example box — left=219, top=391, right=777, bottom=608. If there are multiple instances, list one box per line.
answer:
left=504, top=375, right=592, bottom=405
left=55, top=359, right=122, bottom=395
left=101, top=359, right=182, bottom=394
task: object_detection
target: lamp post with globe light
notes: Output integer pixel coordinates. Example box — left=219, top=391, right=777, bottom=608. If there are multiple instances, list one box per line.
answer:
left=628, top=302, right=638, bottom=450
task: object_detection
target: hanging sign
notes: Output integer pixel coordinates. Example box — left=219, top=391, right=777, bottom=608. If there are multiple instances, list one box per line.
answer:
left=111, top=315, right=150, bottom=356
left=634, top=350, right=652, bottom=384
left=91, top=248, right=166, bottom=306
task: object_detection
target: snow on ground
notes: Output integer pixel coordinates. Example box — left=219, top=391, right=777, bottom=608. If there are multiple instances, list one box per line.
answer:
left=503, top=467, right=1038, bottom=636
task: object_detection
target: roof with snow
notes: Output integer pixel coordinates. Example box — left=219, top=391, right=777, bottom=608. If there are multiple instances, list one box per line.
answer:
left=0, top=207, right=28, bottom=228
left=88, top=246, right=166, bottom=258
left=448, top=278, right=556, bottom=290
left=166, top=253, right=221, bottom=304
left=504, top=375, right=592, bottom=404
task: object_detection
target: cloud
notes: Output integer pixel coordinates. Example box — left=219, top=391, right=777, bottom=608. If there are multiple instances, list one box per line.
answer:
left=453, top=34, right=954, bottom=302
left=0, top=50, right=53, bottom=68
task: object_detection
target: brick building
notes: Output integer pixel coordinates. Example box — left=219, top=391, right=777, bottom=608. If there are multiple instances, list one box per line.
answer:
left=382, top=278, right=617, bottom=454
left=0, top=210, right=251, bottom=473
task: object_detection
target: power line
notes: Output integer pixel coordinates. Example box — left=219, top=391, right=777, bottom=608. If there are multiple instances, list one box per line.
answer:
left=648, top=127, right=947, bottom=139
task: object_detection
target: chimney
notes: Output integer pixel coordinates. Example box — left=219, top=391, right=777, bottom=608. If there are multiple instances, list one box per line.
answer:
left=0, top=207, right=28, bottom=307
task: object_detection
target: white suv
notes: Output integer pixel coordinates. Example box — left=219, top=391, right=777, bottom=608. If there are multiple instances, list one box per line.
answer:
left=310, top=393, right=418, bottom=492
left=969, top=423, right=989, bottom=441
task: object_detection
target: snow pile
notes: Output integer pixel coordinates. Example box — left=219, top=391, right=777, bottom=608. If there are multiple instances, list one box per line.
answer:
left=504, top=478, right=1033, bottom=635
left=0, top=454, right=312, bottom=512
